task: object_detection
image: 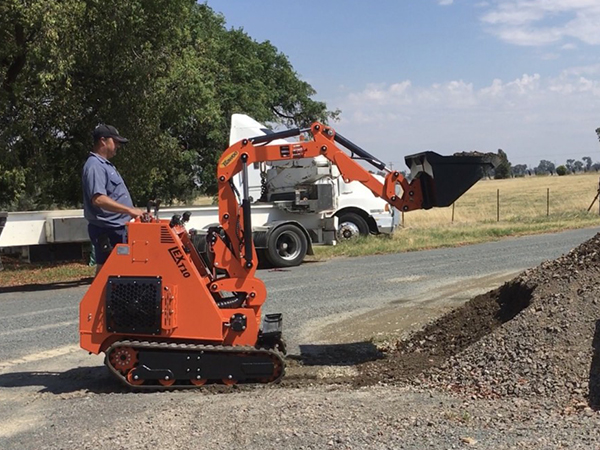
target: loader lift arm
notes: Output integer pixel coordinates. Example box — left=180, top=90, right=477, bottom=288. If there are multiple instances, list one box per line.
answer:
left=215, top=122, right=497, bottom=272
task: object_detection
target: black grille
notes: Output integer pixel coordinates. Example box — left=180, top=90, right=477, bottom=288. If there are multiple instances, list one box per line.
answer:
left=161, top=226, right=175, bottom=243
left=106, top=276, right=162, bottom=334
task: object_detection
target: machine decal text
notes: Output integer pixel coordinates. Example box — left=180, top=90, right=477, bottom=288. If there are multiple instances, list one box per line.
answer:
left=168, top=246, right=191, bottom=278
left=220, top=151, right=239, bottom=168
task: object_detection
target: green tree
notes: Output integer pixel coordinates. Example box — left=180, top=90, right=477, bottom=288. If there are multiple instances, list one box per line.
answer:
left=536, top=160, right=555, bottom=175
left=556, top=165, right=567, bottom=176
left=565, top=159, right=575, bottom=173
left=0, top=1, right=337, bottom=210
left=583, top=156, right=592, bottom=171
left=493, top=149, right=512, bottom=179
left=512, top=164, right=528, bottom=177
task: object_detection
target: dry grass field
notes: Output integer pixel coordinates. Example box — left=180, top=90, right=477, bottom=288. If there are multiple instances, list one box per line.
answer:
left=315, top=172, right=600, bottom=258
left=406, top=171, right=600, bottom=227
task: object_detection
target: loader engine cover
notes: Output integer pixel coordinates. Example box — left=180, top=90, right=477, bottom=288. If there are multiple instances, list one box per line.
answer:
left=106, top=276, right=162, bottom=335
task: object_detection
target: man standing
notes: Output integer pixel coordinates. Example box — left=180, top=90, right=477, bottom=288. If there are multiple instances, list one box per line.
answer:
left=82, top=125, right=144, bottom=274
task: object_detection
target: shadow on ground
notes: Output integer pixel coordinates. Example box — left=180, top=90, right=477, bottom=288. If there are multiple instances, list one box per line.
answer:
left=0, top=366, right=125, bottom=394
left=0, top=277, right=93, bottom=294
left=296, top=341, right=383, bottom=366
left=0, top=343, right=382, bottom=394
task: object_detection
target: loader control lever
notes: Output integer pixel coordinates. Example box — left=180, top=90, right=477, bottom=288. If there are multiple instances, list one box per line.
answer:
left=169, top=214, right=183, bottom=227
left=145, top=199, right=162, bottom=218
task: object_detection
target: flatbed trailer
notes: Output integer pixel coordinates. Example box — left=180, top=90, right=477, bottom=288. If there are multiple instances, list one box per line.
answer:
left=0, top=201, right=397, bottom=267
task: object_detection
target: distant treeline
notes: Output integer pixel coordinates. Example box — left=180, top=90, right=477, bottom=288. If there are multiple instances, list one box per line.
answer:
left=509, top=157, right=599, bottom=177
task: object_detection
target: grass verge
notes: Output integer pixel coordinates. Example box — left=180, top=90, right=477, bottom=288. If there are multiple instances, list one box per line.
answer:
left=0, top=257, right=94, bottom=289
left=312, top=212, right=600, bottom=259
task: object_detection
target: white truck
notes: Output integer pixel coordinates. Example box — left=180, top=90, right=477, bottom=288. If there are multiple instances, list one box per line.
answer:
left=0, top=115, right=399, bottom=267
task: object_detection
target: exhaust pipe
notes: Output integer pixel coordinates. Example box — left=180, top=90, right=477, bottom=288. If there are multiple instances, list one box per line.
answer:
left=404, top=151, right=499, bottom=209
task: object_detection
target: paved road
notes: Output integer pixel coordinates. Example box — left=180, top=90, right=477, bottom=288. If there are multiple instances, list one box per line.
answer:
left=1, top=227, right=597, bottom=362
left=0, top=227, right=597, bottom=448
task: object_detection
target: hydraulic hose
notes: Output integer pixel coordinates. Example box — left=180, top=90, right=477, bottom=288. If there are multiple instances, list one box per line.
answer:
left=216, top=293, right=245, bottom=309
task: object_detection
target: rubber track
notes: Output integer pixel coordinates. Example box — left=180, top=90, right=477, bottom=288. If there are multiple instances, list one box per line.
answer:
left=105, top=339, right=286, bottom=391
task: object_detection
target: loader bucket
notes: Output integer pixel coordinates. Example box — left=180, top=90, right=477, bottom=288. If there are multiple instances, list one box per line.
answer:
left=404, top=151, right=499, bottom=209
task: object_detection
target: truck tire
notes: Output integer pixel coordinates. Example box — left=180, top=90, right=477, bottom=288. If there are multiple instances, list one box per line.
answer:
left=336, top=212, right=369, bottom=241
left=265, top=224, right=308, bottom=267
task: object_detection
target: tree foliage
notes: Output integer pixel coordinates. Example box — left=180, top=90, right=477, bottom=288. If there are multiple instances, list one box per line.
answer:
left=565, top=159, right=575, bottom=173
left=0, top=1, right=337, bottom=210
left=493, top=149, right=511, bottom=179
left=512, top=164, right=528, bottom=177
left=536, top=160, right=555, bottom=175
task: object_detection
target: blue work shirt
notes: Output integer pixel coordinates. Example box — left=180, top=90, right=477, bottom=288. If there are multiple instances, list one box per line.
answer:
left=82, top=152, right=134, bottom=228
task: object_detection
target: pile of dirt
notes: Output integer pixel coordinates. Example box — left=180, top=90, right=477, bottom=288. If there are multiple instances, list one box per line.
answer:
left=358, top=232, right=600, bottom=408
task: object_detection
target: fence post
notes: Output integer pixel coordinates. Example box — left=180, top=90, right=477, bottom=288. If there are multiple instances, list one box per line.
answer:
left=547, top=188, right=549, bottom=217
left=497, top=189, right=500, bottom=222
left=452, top=202, right=455, bottom=223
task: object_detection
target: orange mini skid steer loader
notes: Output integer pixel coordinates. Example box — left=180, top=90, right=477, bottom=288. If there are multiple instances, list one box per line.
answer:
left=79, top=122, right=497, bottom=389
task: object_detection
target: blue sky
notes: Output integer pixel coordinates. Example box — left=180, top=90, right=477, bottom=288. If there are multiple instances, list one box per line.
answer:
left=205, top=0, right=600, bottom=170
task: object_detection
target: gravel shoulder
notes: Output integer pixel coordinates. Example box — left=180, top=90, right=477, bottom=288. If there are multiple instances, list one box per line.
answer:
left=2, top=379, right=598, bottom=450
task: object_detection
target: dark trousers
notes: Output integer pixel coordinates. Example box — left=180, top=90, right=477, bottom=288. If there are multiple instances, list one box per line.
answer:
left=88, top=224, right=127, bottom=265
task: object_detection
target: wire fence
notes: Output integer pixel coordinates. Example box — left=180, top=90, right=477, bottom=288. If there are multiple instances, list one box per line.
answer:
left=400, top=176, right=600, bottom=227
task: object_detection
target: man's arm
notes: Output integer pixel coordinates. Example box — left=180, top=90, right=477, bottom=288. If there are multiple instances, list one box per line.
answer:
left=92, top=194, right=144, bottom=218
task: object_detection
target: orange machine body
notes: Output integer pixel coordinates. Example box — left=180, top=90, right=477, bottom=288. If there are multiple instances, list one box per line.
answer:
left=79, top=219, right=266, bottom=355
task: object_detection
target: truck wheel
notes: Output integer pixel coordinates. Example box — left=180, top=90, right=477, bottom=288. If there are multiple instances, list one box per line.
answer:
left=266, top=224, right=308, bottom=267
left=336, top=212, right=369, bottom=241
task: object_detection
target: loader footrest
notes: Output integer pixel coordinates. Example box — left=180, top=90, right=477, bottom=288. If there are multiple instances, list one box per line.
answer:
left=257, top=313, right=283, bottom=350
left=260, top=313, right=283, bottom=338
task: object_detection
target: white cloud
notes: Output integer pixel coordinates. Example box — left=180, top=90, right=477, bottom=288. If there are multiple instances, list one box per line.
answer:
left=334, top=71, right=600, bottom=167
left=541, top=52, right=560, bottom=60
left=561, top=64, right=600, bottom=76
left=480, top=0, right=600, bottom=47
left=438, top=0, right=454, bottom=5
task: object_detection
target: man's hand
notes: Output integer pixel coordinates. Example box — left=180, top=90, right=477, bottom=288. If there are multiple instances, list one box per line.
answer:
left=92, top=194, right=144, bottom=218
left=128, top=207, right=145, bottom=218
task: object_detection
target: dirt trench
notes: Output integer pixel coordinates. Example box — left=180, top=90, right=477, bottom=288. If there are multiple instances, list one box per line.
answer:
left=355, top=279, right=534, bottom=385
left=283, top=232, right=600, bottom=408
